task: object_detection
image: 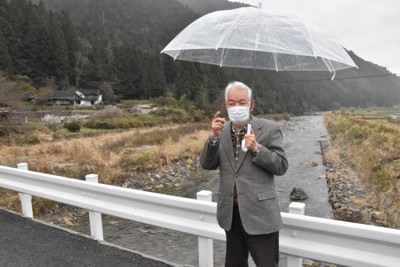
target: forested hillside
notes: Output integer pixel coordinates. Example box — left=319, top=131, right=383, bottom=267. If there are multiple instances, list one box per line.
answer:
left=1, top=0, right=400, bottom=114
left=176, top=0, right=249, bottom=15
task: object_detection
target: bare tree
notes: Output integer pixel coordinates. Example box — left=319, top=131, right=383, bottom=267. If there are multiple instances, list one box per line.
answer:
left=74, top=50, right=89, bottom=88
left=0, top=73, right=27, bottom=111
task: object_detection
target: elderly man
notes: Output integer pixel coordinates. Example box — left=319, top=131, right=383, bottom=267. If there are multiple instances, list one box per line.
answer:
left=200, top=81, right=288, bottom=267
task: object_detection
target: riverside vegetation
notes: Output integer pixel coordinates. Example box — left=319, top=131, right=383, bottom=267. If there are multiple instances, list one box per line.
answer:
left=324, top=112, right=400, bottom=228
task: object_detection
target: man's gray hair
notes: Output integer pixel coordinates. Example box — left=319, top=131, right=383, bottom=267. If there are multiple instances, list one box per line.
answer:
left=224, top=81, right=252, bottom=102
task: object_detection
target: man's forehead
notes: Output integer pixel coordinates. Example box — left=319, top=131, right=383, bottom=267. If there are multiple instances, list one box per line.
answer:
left=228, top=88, right=249, bottom=99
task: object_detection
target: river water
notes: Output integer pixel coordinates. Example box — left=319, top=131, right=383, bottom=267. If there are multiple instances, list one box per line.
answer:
left=73, top=116, right=332, bottom=266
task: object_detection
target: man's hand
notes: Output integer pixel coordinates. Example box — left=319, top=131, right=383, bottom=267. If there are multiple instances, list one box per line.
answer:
left=244, top=129, right=259, bottom=153
left=211, top=111, right=226, bottom=138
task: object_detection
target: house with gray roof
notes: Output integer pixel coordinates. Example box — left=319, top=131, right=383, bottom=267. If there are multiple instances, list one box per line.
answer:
left=48, top=90, right=102, bottom=106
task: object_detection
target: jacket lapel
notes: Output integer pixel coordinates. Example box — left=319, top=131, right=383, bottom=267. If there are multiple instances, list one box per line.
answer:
left=221, top=124, right=235, bottom=171
left=252, top=117, right=263, bottom=141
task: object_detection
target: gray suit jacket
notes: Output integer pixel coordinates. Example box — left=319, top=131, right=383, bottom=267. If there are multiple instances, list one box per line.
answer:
left=200, top=116, right=288, bottom=235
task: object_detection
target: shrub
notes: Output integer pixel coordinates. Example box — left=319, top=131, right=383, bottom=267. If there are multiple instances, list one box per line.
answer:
left=0, top=126, right=16, bottom=137
left=191, top=109, right=207, bottom=122
left=131, top=153, right=152, bottom=170
left=65, top=122, right=81, bottom=132
left=152, top=107, right=193, bottom=123
left=26, top=135, right=40, bottom=145
left=92, top=105, right=124, bottom=119
left=41, top=114, right=62, bottom=131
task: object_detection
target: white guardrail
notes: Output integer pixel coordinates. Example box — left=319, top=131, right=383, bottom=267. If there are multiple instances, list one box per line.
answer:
left=0, top=163, right=399, bottom=267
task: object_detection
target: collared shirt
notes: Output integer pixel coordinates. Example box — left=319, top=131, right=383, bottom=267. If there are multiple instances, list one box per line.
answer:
left=230, top=122, right=251, bottom=205
left=231, top=123, right=248, bottom=167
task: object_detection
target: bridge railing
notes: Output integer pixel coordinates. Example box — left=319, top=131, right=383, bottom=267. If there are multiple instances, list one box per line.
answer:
left=0, top=163, right=399, bottom=267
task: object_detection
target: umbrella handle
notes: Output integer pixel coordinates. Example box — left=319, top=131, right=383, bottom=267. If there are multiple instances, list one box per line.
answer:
left=241, top=123, right=252, bottom=152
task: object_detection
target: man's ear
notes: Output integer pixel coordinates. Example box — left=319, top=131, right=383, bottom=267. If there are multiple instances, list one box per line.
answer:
left=251, top=100, right=255, bottom=112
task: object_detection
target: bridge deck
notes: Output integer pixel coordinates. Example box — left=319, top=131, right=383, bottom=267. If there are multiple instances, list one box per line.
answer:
left=0, top=209, right=177, bottom=267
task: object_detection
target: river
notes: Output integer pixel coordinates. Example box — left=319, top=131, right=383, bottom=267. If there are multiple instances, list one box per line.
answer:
left=72, top=116, right=332, bottom=266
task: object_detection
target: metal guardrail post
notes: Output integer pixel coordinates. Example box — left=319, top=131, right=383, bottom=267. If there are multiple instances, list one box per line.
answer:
left=287, top=202, right=305, bottom=267
left=85, top=174, right=104, bottom=241
left=17, top=163, right=33, bottom=218
left=197, top=190, right=214, bottom=267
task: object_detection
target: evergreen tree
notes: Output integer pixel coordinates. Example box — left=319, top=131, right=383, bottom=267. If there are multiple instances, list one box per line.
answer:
left=21, top=5, right=49, bottom=84
left=0, top=31, right=12, bottom=70
left=0, top=2, right=12, bottom=71
left=112, top=42, right=144, bottom=99
left=162, top=55, right=177, bottom=85
left=175, top=61, right=203, bottom=100
left=141, top=53, right=166, bottom=99
left=46, top=12, right=69, bottom=86
left=60, top=10, right=78, bottom=83
left=194, top=86, right=210, bottom=114
left=5, top=0, right=26, bottom=73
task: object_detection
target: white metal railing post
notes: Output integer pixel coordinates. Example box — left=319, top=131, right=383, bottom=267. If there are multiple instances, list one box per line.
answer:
left=17, top=163, right=33, bottom=218
left=197, top=190, right=214, bottom=267
left=287, top=202, right=305, bottom=267
left=85, top=174, right=104, bottom=240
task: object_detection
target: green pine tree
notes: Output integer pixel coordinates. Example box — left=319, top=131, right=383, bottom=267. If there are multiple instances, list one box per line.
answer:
left=112, top=43, right=144, bottom=99
left=46, top=12, right=69, bottom=86
left=0, top=31, right=12, bottom=70
left=141, top=53, right=166, bottom=99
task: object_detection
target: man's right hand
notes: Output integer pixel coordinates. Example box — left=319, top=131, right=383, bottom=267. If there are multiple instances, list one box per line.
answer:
left=211, top=111, right=226, bottom=138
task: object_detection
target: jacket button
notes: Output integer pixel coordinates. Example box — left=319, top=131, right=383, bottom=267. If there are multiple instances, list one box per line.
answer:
left=235, top=174, right=239, bottom=177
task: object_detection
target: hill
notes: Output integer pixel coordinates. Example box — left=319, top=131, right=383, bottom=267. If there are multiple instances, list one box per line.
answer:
left=176, top=0, right=250, bottom=15
left=1, top=0, right=400, bottom=114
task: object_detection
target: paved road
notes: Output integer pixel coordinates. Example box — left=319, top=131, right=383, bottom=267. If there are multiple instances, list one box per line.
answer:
left=0, top=208, right=178, bottom=267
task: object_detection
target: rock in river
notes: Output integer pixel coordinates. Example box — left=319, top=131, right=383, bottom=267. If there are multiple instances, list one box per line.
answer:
left=289, top=187, right=309, bottom=201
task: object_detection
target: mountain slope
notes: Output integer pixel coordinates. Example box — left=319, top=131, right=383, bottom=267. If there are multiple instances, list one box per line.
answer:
left=5, top=0, right=400, bottom=113
left=176, top=0, right=250, bottom=15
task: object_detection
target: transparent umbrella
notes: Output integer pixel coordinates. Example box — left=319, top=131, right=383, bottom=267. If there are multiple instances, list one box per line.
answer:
left=161, top=7, right=357, bottom=79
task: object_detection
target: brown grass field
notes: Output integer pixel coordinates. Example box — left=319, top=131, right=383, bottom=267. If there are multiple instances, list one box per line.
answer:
left=0, top=123, right=210, bottom=182
left=0, top=122, right=210, bottom=212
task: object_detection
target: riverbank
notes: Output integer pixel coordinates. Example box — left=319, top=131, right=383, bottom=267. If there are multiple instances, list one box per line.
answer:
left=321, top=139, right=388, bottom=227
left=324, top=112, right=399, bottom=228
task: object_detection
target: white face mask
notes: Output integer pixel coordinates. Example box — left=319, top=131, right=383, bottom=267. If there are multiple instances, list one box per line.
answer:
left=227, top=106, right=250, bottom=126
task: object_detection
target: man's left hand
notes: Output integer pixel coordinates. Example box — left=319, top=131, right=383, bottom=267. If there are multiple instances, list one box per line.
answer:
left=244, top=129, right=259, bottom=153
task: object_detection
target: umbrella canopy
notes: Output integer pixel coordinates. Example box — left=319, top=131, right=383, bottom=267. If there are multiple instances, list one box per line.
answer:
left=161, top=7, right=357, bottom=73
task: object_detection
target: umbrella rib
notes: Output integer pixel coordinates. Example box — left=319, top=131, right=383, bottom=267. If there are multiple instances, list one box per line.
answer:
left=321, top=57, right=338, bottom=80
left=173, top=48, right=185, bottom=60
left=273, top=52, right=279, bottom=72
left=215, top=11, right=244, bottom=50
left=302, top=23, right=317, bottom=58
left=216, top=12, right=245, bottom=67
left=220, top=48, right=227, bottom=67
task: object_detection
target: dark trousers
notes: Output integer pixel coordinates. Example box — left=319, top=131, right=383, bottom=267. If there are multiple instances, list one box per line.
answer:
left=225, top=205, right=279, bottom=267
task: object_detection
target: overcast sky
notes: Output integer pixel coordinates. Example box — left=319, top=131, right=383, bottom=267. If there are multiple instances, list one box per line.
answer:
left=229, top=0, right=400, bottom=75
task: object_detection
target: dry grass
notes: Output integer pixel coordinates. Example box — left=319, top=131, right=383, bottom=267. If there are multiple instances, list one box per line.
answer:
left=325, top=147, right=342, bottom=164
left=0, top=123, right=209, bottom=184
left=324, top=112, right=400, bottom=228
left=0, top=122, right=210, bottom=212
